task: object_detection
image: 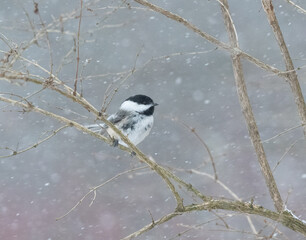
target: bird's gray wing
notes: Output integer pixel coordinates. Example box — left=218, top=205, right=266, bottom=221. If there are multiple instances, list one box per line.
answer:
left=85, top=110, right=129, bottom=134
left=107, top=110, right=129, bottom=125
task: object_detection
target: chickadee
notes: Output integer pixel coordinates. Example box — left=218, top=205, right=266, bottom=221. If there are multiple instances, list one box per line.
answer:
left=86, top=94, right=158, bottom=147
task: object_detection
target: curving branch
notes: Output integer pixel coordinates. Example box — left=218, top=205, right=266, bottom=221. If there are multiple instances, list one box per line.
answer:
left=123, top=200, right=306, bottom=239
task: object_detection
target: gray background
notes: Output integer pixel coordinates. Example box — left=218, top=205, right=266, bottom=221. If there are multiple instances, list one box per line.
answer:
left=0, top=0, right=306, bottom=239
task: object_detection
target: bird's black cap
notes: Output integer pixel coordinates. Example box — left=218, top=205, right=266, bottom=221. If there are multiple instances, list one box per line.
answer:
left=125, top=95, right=158, bottom=116
left=126, top=95, right=156, bottom=106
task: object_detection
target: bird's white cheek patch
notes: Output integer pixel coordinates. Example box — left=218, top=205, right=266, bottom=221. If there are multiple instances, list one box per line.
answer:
left=120, top=100, right=150, bottom=112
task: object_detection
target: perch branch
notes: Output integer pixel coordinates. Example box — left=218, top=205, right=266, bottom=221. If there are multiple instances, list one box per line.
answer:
left=0, top=95, right=185, bottom=211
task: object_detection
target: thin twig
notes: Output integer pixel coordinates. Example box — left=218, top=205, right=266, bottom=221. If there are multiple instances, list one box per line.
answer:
left=169, top=215, right=233, bottom=240
left=262, top=219, right=290, bottom=240
left=56, top=45, right=76, bottom=75
left=56, top=166, right=148, bottom=220
left=211, top=211, right=230, bottom=229
left=0, top=95, right=111, bottom=145
left=22, top=6, right=38, bottom=42
left=285, top=0, right=306, bottom=14
left=171, top=117, right=218, bottom=181
left=262, top=124, right=304, bottom=143
left=0, top=125, right=69, bottom=159
left=73, top=0, right=83, bottom=96
left=0, top=88, right=46, bottom=111
left=272, top=139, right=300, bottom=172
left=84, top=48, right=217, bottom=82
left=101, top=46, right=143, bottom=113
left=33, top=1, right=54, bottom=76
left=122, top=211, right=182, bottom=239
left=1, top=3, right=88, bottom=70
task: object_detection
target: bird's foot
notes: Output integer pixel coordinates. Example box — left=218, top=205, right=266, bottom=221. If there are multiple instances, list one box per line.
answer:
left=111, top=138, right=119, bottom=147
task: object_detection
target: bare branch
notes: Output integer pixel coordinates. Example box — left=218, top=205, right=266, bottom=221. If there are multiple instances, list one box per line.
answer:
left=123, top=200, right=306, bottom=239
left=219, top=0, right=284, bottom=213
left=262, top=0, right=306, bottom=137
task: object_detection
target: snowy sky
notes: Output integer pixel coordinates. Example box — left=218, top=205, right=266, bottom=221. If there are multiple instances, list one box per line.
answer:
left=0, top=0, right=306, bottom=239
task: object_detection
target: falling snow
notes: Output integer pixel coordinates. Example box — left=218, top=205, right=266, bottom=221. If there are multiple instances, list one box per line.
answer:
left=0, top=0, right=305, bottom=240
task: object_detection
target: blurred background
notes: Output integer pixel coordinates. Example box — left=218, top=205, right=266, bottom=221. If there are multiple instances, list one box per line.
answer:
left=0, top=0, right=306, bottom=239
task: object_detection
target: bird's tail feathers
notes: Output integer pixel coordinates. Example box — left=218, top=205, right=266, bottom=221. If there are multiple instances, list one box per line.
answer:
left=85, top=123, right=107, bottom=134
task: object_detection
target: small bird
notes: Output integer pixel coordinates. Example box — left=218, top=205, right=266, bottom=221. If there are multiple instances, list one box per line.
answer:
left=86, top=94, right=158, bottom=147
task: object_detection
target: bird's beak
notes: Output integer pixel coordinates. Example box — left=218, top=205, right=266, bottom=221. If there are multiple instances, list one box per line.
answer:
left=154, top=103, right=159, bottom=106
